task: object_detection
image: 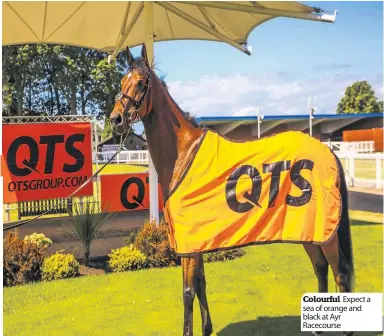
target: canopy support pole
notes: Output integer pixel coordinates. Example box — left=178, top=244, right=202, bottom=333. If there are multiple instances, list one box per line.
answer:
left=145, top=1, right=160, bottom=225
left=156, top=1, right=251, bottom=55
left=177, top=2, right=337, bottom=23
left=109, top=2, right=144, bottom=63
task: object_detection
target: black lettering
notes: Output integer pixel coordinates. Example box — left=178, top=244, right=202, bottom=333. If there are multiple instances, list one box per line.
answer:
left=7, top=136, right=39, bottom=176
left=57, top=177, right=63, bottom=187
left=16, top=181, right=23, bottom=191
left=226, top=165, right=262, bottom=213
left=78, top=176, right=88, bottom=186
left=40, top=135, right=65, bottom=174
left=8, top=182, right=16, bottom=192
left=43, top=179, right=50, bottom=189
left=65, top=177, right=71, bottom=187
left=50, top=178, right=57, bottom=188
left=63, top=134, right=85, bottom=173
left=263, top=160, right=291, bottom=208
left=71, top=176, right=79, bottom=186
left=120, top=177, right=145, bottom=210
left=286, top=159, right=314, bottom=206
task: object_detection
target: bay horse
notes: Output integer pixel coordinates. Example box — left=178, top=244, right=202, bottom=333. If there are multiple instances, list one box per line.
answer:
left=110, top=44, right=354, bottom=336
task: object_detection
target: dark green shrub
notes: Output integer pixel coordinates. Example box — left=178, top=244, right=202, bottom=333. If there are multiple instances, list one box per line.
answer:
left=3, top=230, right=45, bottom=287
left=124, top=228, right=140, bottom=245
left=42, top=252, right=80, bottom=281
left=203, top=248, right=245, bottom=263
left=134, top=220, right=180, bottom=267
left=66, top=200, right=114, bottom=266
left=108, top=244, right=147, bottom=272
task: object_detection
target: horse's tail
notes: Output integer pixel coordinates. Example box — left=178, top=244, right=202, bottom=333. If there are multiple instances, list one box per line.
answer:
left=334, top=153, right=355, bottom=290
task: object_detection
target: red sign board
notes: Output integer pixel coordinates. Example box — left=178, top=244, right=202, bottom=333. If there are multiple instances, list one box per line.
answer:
left=2, top=122, right=93, bottom=203
left=100, top=173, right=163, bottom=212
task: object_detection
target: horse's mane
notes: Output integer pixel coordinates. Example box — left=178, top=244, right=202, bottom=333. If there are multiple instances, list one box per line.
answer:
left=158, top=77, right=200, bottom=128
left=129, top=56, right=201, bottom=129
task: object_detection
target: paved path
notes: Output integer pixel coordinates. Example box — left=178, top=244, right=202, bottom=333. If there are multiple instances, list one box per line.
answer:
left=6, top=190, right=382, bottom=259
left=349, top=191, right=383, bottom=214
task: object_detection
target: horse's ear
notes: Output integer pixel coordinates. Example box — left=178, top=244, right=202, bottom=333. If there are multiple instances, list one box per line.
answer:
left=141, top=44, right=150, bottom=68
left=126, top=46, right=134, bottom=67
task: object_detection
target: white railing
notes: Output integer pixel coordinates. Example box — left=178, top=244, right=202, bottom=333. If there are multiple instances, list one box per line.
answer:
left=93, top=150, right=149, bottom=164
left=91, top=147, right=383, bottom=190
left=324, top=141, right=375, bottom=153
left=336, top=152, right=384, bottom=190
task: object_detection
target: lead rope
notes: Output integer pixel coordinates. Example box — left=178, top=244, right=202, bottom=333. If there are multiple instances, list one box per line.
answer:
left=3, top=128, right=131, bottom=232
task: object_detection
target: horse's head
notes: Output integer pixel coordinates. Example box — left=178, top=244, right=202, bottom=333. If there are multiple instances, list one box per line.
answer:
left=110, top=44, right=152, bottom=134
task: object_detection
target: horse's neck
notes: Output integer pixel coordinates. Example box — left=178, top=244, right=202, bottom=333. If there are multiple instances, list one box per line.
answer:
left=143, top=79, right=203, bottom=198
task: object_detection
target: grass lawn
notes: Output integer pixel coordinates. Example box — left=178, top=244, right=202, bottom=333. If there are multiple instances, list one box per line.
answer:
left=4, top=217, right=383, bottom=336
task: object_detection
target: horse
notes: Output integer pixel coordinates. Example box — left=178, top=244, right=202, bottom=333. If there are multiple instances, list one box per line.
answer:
left=109, top=44, right=354, bottom=336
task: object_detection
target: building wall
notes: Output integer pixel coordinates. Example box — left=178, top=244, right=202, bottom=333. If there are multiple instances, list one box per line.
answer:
left=98, top=133, right=147, bottom=150
left=123, top=134, right=147, bottom=150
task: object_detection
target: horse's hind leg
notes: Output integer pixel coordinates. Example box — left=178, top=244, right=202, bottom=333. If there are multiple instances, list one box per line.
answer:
left=321, top=233, right=353, bottom=336
left=304, top=244, right=329, bottom=336
left=321, top=232, right=352, bottom=292
left=304, top=244, right=329, bottom=293
left=195, top=256, right=213, bottom=336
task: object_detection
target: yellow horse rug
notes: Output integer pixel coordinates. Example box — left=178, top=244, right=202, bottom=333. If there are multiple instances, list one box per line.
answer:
left=164, top=130, right=341, bottom=256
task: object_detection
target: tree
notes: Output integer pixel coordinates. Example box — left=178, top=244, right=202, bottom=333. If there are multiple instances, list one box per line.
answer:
left=2, top=44, right=124, bottom=118
left=336, top=81, right=383, bottom=114
left=2, top=45, right=38, bottom=115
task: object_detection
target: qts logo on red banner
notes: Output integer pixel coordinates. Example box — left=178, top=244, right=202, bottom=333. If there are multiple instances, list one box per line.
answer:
left=100, top=173, right=163, bottom=212
left=2, top=122, right=93, bottom=203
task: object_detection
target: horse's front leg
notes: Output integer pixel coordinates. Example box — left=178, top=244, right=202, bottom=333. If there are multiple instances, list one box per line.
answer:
left=182, top=257, right=197, bottom=336
left=195, top=256, right=213, bottom=336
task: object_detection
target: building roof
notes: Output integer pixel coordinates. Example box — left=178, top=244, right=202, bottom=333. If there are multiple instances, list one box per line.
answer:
left=195, top=112, right=383, bottom=138
left=196, top=113, right=383, bottom=125
left=98, top=131, right=147, bottom=147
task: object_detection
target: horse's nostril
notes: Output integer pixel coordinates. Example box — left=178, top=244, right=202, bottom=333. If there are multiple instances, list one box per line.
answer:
left=114, top=114, right=122, bottom=125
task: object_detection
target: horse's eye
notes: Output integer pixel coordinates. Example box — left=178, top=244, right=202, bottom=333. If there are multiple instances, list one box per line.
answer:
left=137, top=80, right=144, bottom=88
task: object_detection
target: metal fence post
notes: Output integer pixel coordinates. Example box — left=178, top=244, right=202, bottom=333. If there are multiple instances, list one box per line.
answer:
left=5, top=204, right=10, bottom=223
left=376, top=157, right=382, bottom=190
left=349, top=156, right=355, bottom=187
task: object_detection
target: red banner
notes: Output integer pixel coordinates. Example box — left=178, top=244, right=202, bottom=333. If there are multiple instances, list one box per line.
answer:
left=2, top=122, right=93, bottom=203
left=100, top=173, right=163, bottom=212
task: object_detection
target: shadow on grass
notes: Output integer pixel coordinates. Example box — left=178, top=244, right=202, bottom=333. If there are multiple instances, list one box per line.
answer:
left=217, top=316, right=381, bottom=336
left=351, top=219, right=382, bottom=226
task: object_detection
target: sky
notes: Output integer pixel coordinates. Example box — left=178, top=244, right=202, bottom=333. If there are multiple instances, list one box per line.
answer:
left=128, top=1, right=383, bottom=133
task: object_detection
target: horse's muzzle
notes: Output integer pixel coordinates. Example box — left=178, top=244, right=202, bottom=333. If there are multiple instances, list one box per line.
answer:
left=111, top=113, right=123, bottom=126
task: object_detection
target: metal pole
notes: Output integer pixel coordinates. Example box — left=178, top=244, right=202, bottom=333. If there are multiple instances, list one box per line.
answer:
left=308, top=97, right=313, bottom=137
left=145, top=2, right=160, bottom=225
left=256, top=106, right=261, bottom=139
left=92, top=118, right=100, bottom=206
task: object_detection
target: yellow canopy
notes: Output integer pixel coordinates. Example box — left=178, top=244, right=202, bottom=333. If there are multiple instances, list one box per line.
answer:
left=3, top=1, right=336, bottom=56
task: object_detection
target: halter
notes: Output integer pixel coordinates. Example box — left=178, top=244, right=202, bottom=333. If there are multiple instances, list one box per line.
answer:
left=114, top=73, right=152, bottom=124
